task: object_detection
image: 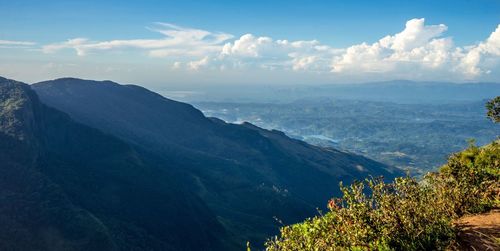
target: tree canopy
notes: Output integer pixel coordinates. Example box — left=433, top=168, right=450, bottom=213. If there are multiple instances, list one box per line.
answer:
left=486, top=96, right=500, bottom=123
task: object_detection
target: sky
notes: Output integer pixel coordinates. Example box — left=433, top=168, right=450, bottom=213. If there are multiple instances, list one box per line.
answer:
left=1, top=0, right=500, bottom=87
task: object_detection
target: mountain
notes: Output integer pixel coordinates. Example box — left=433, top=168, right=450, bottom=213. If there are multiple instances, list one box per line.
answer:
left=162, top=80, right=500, bottom=104
left=313, top=81, right=500, bottom=103
left=0, top=77, right=227, bottom=251
left=33, top=78, right=401, bottom=246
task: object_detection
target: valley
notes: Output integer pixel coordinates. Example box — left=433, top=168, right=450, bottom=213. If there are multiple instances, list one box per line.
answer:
left=194, top=96, right=499, bottom=174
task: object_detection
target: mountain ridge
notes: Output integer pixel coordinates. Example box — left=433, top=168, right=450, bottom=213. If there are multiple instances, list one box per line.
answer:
left=32, top=77, right=401, bottom=247
left=0, top=77, right=228, bottom=251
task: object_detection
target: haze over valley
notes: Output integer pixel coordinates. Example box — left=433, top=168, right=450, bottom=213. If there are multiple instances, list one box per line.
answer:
left=189, top=81, right=500, bottom=173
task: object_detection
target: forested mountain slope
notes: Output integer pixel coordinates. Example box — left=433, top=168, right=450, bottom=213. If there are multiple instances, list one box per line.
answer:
left=0, top=77, right=226, bottom=251
left=33, top=78, right=401, bottom=246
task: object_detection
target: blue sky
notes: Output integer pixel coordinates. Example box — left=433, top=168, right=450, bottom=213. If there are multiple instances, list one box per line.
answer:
left=1, top=0, right=500, bottom=86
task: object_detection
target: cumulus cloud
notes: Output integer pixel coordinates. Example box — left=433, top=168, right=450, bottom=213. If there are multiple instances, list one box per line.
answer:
left=331, top=18, right=453, bottom=74
left=389, top=18, right=447, bottom=51
left=329, top=18, right=500, bottom=80
left=220, top=34, right=337, bottom=71
left=221, top=34, right=276, bottom=57
left=458, top=24, right=500, bottom=76
left=39, top=19, right=500, bottom=81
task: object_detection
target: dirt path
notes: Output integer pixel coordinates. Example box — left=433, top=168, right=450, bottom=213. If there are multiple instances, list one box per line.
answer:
left=456, top=209, right=500, bottom=250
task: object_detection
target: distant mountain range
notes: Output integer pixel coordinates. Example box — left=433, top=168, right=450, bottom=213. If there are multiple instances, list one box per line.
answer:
left=0, top=76, right=400, bottom=250
left=159, top=80, right=500, bottom=104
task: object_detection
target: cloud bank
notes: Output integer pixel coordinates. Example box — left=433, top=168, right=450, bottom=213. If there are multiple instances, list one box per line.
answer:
left=31, top=18, right=500, bottom=81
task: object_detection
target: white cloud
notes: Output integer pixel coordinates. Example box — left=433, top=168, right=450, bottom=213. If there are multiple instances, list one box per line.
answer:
left=330, top=18, right=500, bottom=80
left=219, top=34, right=337, bottom=72
left=291, top=56, right=317, bottom=70
left=188, top=56, right=210, bottom=70
left=221, top=34, right=275, bottom=57
left=0, top=39, right=36, bottom=48
left=42, top=38, right=89, bottom=56
left=42, top=23, right=233, bottom=58
left=331, top=18, right=453, bottom=74
left=38, top=19, right=500, bottom=81
left=458, top=24, right=500, bottom=76
left=389, top=18, right=447, bottom=51
left=0, top=40, right=36, bottom=46
left=172, top=61, right=182, bottom=69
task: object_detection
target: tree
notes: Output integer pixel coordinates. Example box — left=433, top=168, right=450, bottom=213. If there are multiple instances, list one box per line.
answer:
left=486, top=96, right=500, bottom=123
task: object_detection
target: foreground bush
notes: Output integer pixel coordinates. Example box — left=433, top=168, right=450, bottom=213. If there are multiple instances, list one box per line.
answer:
left=265, top=141, right=499, bottom=251
left=265, top=177, right=456, bottom=250
left=429, top=140, right=499, bottom=216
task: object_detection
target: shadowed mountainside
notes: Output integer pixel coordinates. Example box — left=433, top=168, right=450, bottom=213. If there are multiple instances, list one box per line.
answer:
left=33, top=78, right=401, bottom=246
left=0, top=77, right=227, bottom=251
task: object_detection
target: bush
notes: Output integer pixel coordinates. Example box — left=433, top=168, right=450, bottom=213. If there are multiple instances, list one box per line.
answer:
left=265, top=141, right=499, bottom=251
left=266, top=177, right=456, bottom=250
left=486, top=96, right=500, bottom=123
left=428, top=140, right=499, bottom=216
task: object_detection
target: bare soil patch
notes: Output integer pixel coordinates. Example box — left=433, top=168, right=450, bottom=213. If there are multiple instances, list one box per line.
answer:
left=456, top=209, right=500, bottom=250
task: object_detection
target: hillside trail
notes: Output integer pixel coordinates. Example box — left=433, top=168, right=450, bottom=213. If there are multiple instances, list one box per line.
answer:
left=456, top=209, right=500, bottom=250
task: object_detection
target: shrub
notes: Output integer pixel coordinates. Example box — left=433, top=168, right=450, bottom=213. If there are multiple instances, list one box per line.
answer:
left=265, top=141, right=499, bottom=251
left=428, top=140, right=499, bottom=216
left=266, top=177, right=456, bottom=250
left=486, top=96, right=500, bottom=123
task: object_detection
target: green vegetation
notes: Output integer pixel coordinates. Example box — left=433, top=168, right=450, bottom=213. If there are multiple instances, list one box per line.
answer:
left=487, top=96, right=500, bottom=123
left=3, top=76, right=498, bottom=250
left=196, top=99, right=498, bottom=174
left=33, top=78, right=401, bottom=249
left=265, top=139, right=499, bottom=250
left=0, top=78, right=229, bottom=251
left=431, top=141, right=499, bottom=216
